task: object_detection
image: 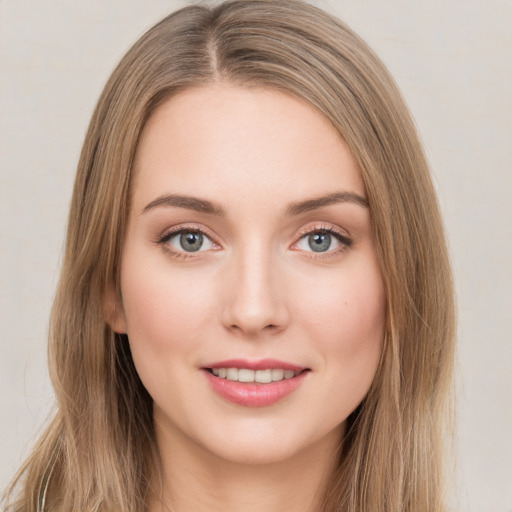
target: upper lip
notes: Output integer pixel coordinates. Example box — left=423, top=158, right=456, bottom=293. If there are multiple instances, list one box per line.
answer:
left=203, top=358, right=307, bottom=372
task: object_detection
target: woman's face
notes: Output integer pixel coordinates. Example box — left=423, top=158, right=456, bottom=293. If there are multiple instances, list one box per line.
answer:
left=110, top=85, right=385, bottom=465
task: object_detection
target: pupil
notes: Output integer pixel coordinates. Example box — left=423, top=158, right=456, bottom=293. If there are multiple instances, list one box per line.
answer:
left=180, top=232, right=203, bottom=252
left=308, top=232, right=331, bottom=252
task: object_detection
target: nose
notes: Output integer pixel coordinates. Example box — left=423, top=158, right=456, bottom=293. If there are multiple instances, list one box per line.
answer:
left=220, top=243, right=290, bottom=338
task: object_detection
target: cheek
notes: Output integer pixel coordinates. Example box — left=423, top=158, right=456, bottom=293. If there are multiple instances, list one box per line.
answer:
left=295, top=257, right=386, bottom=363
left=119, top=254, right=216, bottom=363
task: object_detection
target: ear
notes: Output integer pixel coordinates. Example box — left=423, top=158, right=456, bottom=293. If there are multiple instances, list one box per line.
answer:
left=103, top=281, right=128, bottom=334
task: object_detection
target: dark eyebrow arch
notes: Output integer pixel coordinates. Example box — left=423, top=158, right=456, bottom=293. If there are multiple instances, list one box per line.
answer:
left=285, top=191, right=368, bottom=216
left=142, top=194, right=225, bottom=216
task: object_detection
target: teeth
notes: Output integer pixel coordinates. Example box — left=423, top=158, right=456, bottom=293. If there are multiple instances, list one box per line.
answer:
left=226, top=368, right=238, bottom=381
left=255, top=369, right=272, bottom=383
left=210, top=367, right=300, bottom=383
left=238, top=369, right=254, bottom=382
left=271, top=369, right=284, bottom=381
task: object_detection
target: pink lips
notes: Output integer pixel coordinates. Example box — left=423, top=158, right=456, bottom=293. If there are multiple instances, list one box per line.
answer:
left=202, top=358, right=309, bottom=407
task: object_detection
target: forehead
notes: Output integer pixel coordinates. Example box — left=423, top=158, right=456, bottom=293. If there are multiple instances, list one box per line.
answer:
left=132, top=84, right=365, bottom=213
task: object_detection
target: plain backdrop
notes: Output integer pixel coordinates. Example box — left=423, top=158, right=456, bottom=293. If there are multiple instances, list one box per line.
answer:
left=1, top=1, right=511, bottom=510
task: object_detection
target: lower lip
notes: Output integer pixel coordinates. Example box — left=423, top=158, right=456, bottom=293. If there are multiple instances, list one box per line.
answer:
left=203, top=370, right=308, bottom=407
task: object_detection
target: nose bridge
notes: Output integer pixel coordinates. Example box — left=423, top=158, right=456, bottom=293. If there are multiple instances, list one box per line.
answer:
left=221, top=236, right=288, bottom=336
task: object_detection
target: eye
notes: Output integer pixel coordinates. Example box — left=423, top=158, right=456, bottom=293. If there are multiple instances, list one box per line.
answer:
left=163, top=229, right=216, bottom=253
left=297, top=232, right=336, bottom=253
left=294, top=228, right=352, bottom=254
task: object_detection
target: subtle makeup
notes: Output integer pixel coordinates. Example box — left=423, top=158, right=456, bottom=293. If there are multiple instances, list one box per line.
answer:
left=108, top=85, right=386, bottom=471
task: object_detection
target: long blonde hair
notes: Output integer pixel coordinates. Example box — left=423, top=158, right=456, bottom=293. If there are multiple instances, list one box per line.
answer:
left=4, top=1, right=455, bottom=510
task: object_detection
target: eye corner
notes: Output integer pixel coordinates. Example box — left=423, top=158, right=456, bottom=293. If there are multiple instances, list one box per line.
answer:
left=291, top=224, right=353, bottom=257
left=156, top=224, right=222, bottom=259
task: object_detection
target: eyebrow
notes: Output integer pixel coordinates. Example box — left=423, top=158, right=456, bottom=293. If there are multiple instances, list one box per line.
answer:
left=285, top=191, right=368, bottom=216
left=142, top=194, right=225, bottom=216
left=142, top=190, right=368, bottom=217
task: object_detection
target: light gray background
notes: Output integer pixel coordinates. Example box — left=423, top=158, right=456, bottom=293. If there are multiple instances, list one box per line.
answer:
left=1, top=1, right=511, bottom=510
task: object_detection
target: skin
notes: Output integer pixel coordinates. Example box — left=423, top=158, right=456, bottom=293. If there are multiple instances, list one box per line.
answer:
left=108, top=84, right=386, bottom=512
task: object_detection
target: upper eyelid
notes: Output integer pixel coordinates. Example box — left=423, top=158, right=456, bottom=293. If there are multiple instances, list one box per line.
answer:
left=157, top=226, right=220, bottom=258
left=291, top=223, right=353, bottom=252
left=159, top=224, right=219, bottom=244
left=295, top=223, right=351, bottom=240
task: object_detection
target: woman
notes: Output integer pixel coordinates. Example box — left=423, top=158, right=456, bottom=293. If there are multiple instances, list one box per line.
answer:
left=4, top=0, right=455, bottom=511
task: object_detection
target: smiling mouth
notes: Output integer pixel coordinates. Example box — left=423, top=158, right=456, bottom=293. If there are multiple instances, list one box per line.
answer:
left=203, top=362, right=310, bottom=406
left=205, top=367, right=308, bottom=383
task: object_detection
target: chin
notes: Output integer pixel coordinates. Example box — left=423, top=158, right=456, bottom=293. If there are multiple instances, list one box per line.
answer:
left=195, top=419, right=344, bottom=467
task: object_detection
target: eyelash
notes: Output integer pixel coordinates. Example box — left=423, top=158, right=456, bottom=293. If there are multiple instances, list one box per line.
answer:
left=293, top=224, right=353, bottom=259
left=156, top=224, right=219, bottom=261
left=156, top=223, right=353, bottom=260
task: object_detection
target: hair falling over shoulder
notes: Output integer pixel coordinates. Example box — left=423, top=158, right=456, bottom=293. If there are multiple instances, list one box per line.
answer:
left=3, top=1, right=456, bottom=511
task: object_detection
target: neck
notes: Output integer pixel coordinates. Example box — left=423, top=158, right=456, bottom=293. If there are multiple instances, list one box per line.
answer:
left=148, top=421, right=342, bottom=512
